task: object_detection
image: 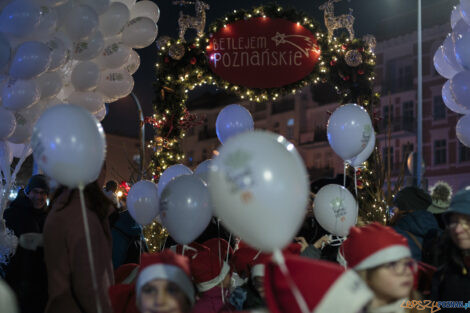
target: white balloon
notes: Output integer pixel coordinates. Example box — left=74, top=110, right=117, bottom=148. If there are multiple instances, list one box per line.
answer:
left=452, top=20, right=470, bottom=44
left=451, top=71, right=470, bottom=110
left=434, top=45, right=460, bottom=79
left=8, top=111, right=35, bottom=144
left=194, top=159, right=212, bottom=184
left=209, top=130, right=309, bottom=252
left=99, top=2, right=130, bottom=37
left=443, top=35, right=464, bottom=73
left=327, top=103, right=373, bottom=162
left=97, top=40, right=131, bottom=69
left=45, top=36, right=70, bottom=71
left=55, top=0, right=77, bottom=27
left=350, top=131, right=376, bottom=168
left=71, top=31, right=105, bottom=61
left=452, top=5, right=463, bottom=29
left=461, top=0, right=470, bottom=25
left=36, top=71, right=63, bottom=99
left=457, top=114, right=470, bottom=147
left=71, top=61, right=100, bottom=91
left=7, top=141, right=32, bottom=159
left=455, top=30, right=470, bottom=70
left=121, top=17, right=158, bottom=49
left=2, top=78, right=41, bottom=111
left=31, top=5, right=58, bottom=39
left=123, top=49, right=140, bottom=74
left=96, top=68, right=134, bottom=100
left=32, top=104, right=106, bottom=188
left=67, top=91, right=104, bottom=114
left=127, top=180, right=160, bottom=225
left=0, top=0, right=41, bottom=38
left=157, top=164, right=193, bottom=197
left=442, top=80, right=470, bottom=114
left=111, top=0, right=135, bottom=10
left=0, top=107, right=16, bottom=140
left=160, top=175, right=212, bottom=245
left=94, top=104, right=106, bottom=121
left=9, top=41, right=52, bottom=79
left=130, top=0, right=160, bottom=23
left=64, top=4, right=99, bottom=41
left=77, top=0, right=110, bottom=15
left=0, top=33, right=11, bottom=70
left=313, top=184, right=357, bottom=237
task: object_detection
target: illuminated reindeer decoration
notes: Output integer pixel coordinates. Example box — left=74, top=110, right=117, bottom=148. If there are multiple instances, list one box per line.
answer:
left=319, top=0, right=355, bottom=41
left=172, top=0, right=210, bottom=42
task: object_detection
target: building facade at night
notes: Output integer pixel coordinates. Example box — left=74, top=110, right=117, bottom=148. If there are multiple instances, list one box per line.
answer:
left=181, top=21, right=470, bottom=192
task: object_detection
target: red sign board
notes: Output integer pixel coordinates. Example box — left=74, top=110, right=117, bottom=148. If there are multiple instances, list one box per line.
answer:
left=206, top=17, right=321, bottom=89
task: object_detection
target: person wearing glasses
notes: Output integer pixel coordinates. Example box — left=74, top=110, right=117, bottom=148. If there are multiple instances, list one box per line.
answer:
left=3, top=175, right=50, bottom=313
left=339, top=223, right=420, bottom=313
left=430, top=189, right=470, bottom=310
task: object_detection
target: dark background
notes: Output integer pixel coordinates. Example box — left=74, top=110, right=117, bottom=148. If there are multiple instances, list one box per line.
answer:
left=101, top=0, right=457, bottom=138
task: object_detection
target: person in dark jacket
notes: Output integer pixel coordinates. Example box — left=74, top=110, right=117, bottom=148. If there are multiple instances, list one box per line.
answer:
left=111, top=206, right=148, bottom=269
left=3, top=175, right=50, bottom=313
left=430, top=189, right=470, bottom=312
left=391, top=186, right=440, bottom=261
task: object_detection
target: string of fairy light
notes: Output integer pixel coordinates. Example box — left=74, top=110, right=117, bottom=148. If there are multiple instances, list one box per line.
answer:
left=143, top=4, right=384, bottom=251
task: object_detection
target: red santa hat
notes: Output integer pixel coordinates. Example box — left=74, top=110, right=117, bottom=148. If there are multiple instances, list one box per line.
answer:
left=114, top=263, right=140, bottom=285
left=264, top=254, right=373, bottom=313
left=190, top=238, right=233, bottom=292
left=168, top=242, right=207, bottom=259
left=339, top=223, right=411, bottom=270
left=135, top=251, right=195, bottom=305
left=251, top=243, right=302, bottom=279
left=231, top=246, right=260, bottom=279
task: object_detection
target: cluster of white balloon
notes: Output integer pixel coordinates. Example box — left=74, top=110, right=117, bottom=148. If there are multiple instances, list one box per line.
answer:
left=0, top=0, right=159, bottom=264
left=311, top=103, right=376, bottom=238
left=434, top=1, right=470, bottom=147
left=127, top=104, right=311, bottom=253
left=0, top=0, right=159, bottom=179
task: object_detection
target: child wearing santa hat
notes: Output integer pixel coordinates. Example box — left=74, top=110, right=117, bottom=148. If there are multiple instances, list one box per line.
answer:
left=339, top=223, right=419, bottom=313
left=190, top=238, right=235, bottom=313
left=109, top=250, right=195, bottom=313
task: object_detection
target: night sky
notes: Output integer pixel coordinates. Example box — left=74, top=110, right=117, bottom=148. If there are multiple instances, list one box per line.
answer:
left=101, top=0, right=457, bottom=138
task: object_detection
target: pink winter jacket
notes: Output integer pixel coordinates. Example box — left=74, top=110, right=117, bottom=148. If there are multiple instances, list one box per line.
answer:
left=43, top=189, right=114, bottom=313
left=192, top=287, right=235, bottom=313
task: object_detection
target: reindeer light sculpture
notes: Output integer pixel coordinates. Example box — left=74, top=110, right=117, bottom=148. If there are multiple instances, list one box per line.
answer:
left=319, top=0, right=355, bottom=41
left=173, top=0, right=210, bottom=42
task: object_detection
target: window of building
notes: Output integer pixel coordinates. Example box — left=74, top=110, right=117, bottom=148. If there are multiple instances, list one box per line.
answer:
left=402, top=101, right=414, bottom=131
left=188, top=151, right=194, bottom=166
left=286, top=118, right=294, bottom=139
left=382, top=105, right=394, bottom=131
left=434, top=139, right=447, bottom=165
left=272, top=97, right=295, bottom=114
left=460, top=142, right=470, bottom=162
left=433, top=95, right=446, bottom=120
left=384, top=58, right=413, bottom=93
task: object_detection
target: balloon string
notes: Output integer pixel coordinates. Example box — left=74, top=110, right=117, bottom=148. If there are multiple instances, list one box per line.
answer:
left=78, top=185, right=103, bottom=313
left=226, top=233, right=232, bottom=263
left=354, top=167, right=358, bottom=198
left=162, top=232, right=168, bottom=251
left=217, top=218, right=222, bottom=265
left=182, top=244, right=186, bottom=256
left=272, top=250, right=311, bottom=313
left=343, top=163, right=347, bottom=187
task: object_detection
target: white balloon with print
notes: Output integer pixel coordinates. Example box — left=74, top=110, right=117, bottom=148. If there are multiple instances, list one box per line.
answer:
left=36, top=72, right=63, bottom=99
left=77, top=0, right=110, bottom=15
left=442, top=80, right=470, bottom=114
left=209, top=130, right=309, bottom=252
left=0, top=107, right=16, bottom=140
left=123, top=49, right=140, bottom=75
left=94, top=105, right=107, bottom=122
left=0, top=0, right=41, bottom=38
left=97, top=40, right=131, bottom=69
left=455, top=29, right=470, bottom=70
left=194, top=159, right=213, bottom=185
left=32, top=104, right=106, bottom=188
left=64, top=4, right=99, bottom=41
left=313, top=184, right=358, bottom=237
left=327, top=103, right=373, bottom=162
left=434, top=46, right=460, bottom=79
left=350, top=131, right=376, bottom=168
left=67, top=91, right=104, bottom=114
left=451, top=71, right=470, bottom=110
left=121, top=17, right=158, bottom=49
left=45, top=37, right=69, bottom=72
left=71, top=31, right=105, bottom=61
left=127, top=180, right=160, bottom=225
left=97, top=68, right=134, bottom=100
left=216, top=104, right=254, bottom=144
left=443, top=35, right=464, bottom=73
left=111, top=0, right=135, bottom=10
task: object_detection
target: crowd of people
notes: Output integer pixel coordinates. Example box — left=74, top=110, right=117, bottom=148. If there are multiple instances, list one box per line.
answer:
left=0, top=171, right=469, bottom=313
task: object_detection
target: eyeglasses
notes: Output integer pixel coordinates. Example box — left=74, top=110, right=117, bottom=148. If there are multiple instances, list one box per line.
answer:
left=447, top=217, right=470, bottom=230
left=381, top=259, right=417, bottom=276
